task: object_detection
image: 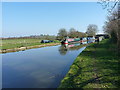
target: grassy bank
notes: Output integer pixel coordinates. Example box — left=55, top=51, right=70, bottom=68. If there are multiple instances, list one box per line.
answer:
left=59, top=39, right=120, bottom=88
left=0, top=38, right=60, bottom=50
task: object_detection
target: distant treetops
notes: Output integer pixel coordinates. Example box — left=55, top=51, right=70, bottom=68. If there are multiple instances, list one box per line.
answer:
left=57, top=24, right=98, bottom=40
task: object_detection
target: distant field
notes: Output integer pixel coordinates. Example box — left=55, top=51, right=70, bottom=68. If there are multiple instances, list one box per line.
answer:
left=0, top=38, right=59, bottom=49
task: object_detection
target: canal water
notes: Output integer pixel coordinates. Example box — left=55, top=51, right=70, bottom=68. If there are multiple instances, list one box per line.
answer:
left=2, top=43, right=86, bottom=88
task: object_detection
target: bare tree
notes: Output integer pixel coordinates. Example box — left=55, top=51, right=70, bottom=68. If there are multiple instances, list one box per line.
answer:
left=99, top=0, right=120, bottom=52
left=98, top=0, right=120, bottom=13
left=86, top=24, right=98, bottom=36
left=68, top=28, right=77, bottom=38
left=68, top=28, right=86, bottom=38
left=57, top=28, right=68, bottom=40
left=103, top=8, right=120, bottom=52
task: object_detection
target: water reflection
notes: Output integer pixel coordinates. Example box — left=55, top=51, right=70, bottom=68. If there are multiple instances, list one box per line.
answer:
left=2, top=44, right=87, bottom=88
left=59, top=42, right=87, bottom=55
left=87, top=39, right=95, bottom=43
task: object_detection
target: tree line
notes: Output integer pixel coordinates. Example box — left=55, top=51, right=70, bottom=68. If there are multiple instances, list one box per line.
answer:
left=1, top=34, right=56, bottom=40
left=57, top=24, right=98, bottom=40
left=56, top=28, right=86, bottom=40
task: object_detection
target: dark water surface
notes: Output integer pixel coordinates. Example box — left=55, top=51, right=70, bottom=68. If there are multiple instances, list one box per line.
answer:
left=2, top=43, right=86, bottom=88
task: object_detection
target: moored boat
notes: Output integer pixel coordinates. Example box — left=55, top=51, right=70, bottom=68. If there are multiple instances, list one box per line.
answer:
left=61, top=37, right=87, bottom=44
left=61, top=36, right=95, bottom=44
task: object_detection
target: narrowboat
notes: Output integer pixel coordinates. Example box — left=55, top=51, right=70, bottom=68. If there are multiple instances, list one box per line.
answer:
left=61, top=36, right=95, bottom=44
left=61, top=38, right=81, bottom=44
left=61, top=37, right=88, bottom=44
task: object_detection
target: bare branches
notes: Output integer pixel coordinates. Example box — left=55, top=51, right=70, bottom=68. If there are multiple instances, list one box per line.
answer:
left=98, top=0, right=120, bottom=13
left=86, top=24, right=98, bottom=36
left=98, top=0, right=110, bottom=9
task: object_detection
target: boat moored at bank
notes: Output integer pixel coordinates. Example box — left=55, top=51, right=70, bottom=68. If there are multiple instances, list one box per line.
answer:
left=61, top=36, right=95, bottom=44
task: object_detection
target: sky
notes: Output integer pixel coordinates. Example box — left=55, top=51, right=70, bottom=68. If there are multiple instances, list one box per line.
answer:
left=2, top=2, right=108, bottom=37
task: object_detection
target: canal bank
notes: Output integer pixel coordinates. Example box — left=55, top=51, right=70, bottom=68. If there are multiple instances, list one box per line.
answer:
left=0, top=43, right=60, bottom=53
left=59, top=39, right=120, bottom=88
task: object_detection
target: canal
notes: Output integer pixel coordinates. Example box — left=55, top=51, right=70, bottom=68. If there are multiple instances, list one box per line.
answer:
left=2, top=43, right=86, bottom=88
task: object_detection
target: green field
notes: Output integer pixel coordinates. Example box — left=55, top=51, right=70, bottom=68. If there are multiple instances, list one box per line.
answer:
left=0, top=38, right=59, bottom=49
left=59, top=39, right=120, bottom=88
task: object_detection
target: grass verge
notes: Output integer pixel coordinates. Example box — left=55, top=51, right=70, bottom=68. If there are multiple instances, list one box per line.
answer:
left=59, top=39, right=120, bottom=88
left=0, top=38, right=60, bottom=49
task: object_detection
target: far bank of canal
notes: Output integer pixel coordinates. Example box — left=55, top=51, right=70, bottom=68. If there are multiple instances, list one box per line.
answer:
left=59, top=39, right=120, bottom=88
left=0, top=43, right=60, bottom=53
left=2, top=43, right=86, bottom=88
